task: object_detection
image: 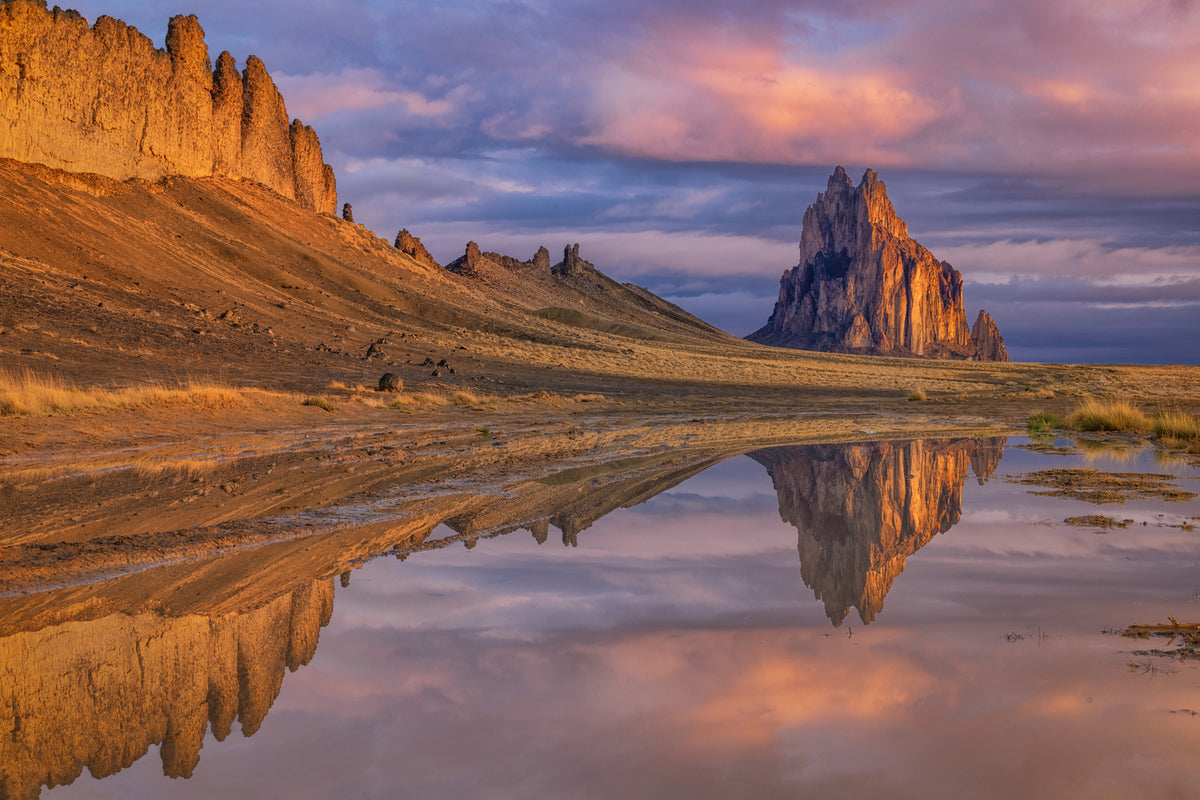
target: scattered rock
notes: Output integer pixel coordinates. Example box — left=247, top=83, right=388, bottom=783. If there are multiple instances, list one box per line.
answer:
left=377, top=373, right=402, bottom=392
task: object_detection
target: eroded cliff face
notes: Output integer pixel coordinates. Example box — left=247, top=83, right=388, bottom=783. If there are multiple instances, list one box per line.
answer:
left=749, top=438, right=1004, bottom=626
left=749, top=167, right=1006, bottom=360
left=0, top=1, right=336, bottom=214
left=0, top=579, right=334, bottom=800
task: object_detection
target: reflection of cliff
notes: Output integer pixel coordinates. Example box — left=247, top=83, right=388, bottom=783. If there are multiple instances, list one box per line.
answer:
left=442, top=452, right=727, bottom=548
left=749, top=438, right=1004, bottom=627
left=0, top=579, right=333, bottom=800
left=0, top=445, right=742, bottom=798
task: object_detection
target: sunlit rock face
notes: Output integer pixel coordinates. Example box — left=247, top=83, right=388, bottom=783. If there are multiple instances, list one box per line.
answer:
left=0, top=579, right=334, bottom=800
left=749, top=167, right=1007, bottom=361
left=749, top=438, right=1004, bottom=626
left=0, top=2, right=336, bottom=214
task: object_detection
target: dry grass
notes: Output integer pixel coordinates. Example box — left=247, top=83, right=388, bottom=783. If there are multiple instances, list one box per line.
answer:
left=0, top=368, right=259, bottom=416
left=301, top=396, right=336, bottom=412
left=1153, top=410, right=1200, bottom=441
left=907, top=389, right=927, bottom=402
left=453, top=390, right=481, bottom=406
left=1065, top=398, right=1151, bottom=432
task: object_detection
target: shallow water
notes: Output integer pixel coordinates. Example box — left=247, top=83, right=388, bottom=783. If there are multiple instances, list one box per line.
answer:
left=7, top=436, right=1200, bottom=799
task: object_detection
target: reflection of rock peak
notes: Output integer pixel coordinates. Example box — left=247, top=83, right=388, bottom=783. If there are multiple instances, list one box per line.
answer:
left=750, top=438, right=1004, bottom=626
left=0, top=579, right=334, bottom=800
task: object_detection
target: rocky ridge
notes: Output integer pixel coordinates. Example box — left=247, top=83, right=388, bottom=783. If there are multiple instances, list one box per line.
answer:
left=749, top=167, right=1007, bottom=361
left=0, top=0, right=336, bottom=213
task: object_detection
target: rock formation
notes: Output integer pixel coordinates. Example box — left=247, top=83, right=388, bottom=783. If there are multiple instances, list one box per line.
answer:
left=394, top=228, right=440, bottom=270
left=445, top=242, right=560, bottom=276
left=552, top=243, right=594, bottom=277
left=446, top=241, right=483, bottom=276
left=749, top=437, right=1004, bottom=626
left=0, top=1, right=337, bottom=214
left=971, top=309, right=1009, bottom=362
left=749, top=167, right=1007, bottom=360
left=341, top=202, right=354, bottom=222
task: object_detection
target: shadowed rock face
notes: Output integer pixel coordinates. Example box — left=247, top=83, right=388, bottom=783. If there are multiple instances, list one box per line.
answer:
left=749, top=167, right=1006, bottom=360
left=971, top=309, right=1009, bottom=362
left=0, top=579, right=334, bottom=800
left=0, top=2, right=336, bottom=213
left=552, top=243, right=594, bottom=277
left=749, top=438, right=1005, bottom=626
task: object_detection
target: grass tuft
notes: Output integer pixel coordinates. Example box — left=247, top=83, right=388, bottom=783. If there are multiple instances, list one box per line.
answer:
left=301, top=396, right=335, bottom=412
left=1065, top=398, right=1151, bottom=433
left=1027, top=412, right=1066, bottom=433
left=1153, top=410, right=1200, bottom=441
left=907, top=389, right=927, bottom=402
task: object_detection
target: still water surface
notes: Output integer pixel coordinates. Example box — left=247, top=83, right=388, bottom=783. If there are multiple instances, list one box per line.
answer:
left=14, top=437, right=1200, bottom=799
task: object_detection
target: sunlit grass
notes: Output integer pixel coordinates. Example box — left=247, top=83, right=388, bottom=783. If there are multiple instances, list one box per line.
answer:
left=907, top=389, right=927, bottom=402
left=1065, top=398, right=1151, bottom=433
left=1153, top=410, right=1200, bottom=441
left=0, top=368, right=258, bottom=416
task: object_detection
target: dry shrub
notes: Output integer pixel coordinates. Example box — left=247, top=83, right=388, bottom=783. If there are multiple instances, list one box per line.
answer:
left=1066, top=398, right=1150, bottom=432
left=907, top=389, right=927, bottom=402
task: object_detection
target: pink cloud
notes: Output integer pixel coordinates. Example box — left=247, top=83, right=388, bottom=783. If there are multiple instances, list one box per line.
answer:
left=543, top=0, right=1200, bottom=186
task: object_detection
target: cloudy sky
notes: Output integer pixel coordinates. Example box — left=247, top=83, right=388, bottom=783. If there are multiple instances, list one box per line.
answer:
left=66, top=0, right=1200, bottom=363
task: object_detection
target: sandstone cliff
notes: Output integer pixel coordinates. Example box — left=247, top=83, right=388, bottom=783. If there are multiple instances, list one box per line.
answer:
left=748, top=167, right=1007, bottom=361
left=749, top=438, right=1004, bottom=626
left=0, top=1, right=337, bottom=214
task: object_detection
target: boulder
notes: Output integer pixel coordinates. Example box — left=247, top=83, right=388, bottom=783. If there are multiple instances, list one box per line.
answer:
left=377, top=373, right=402, bottom=392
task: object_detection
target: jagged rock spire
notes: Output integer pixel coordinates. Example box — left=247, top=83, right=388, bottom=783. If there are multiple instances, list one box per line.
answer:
left=749, top=167, right=1007, bottom=361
